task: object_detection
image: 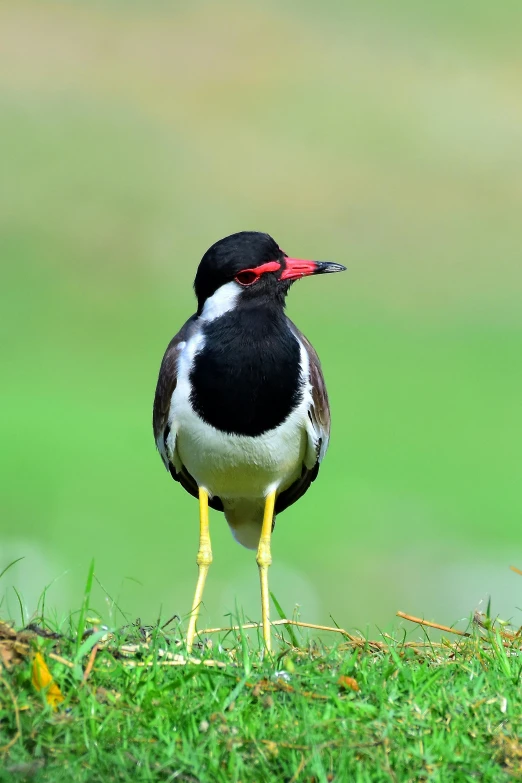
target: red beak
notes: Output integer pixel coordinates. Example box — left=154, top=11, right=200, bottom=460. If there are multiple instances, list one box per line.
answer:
left=280, top=258, right=347, bottom=281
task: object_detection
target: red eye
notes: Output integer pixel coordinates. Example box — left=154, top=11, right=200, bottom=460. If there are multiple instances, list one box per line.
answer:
left=235, top=270, right=259, bottom=286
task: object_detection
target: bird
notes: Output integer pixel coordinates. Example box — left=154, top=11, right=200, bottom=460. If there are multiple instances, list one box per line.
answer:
left=153, top=231, right=346, bottom=652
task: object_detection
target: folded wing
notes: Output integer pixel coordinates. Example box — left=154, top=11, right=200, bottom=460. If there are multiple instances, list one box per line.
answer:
left=152, top=316, right=224, bottom=512
left=275, top=323, right=331, bottom=514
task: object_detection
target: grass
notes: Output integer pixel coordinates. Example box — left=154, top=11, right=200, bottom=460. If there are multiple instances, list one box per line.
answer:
left=1, top=587, right=521, bottom=782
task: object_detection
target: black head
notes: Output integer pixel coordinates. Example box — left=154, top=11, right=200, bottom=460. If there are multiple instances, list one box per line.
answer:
left=194, top=231, right=346, bottom=314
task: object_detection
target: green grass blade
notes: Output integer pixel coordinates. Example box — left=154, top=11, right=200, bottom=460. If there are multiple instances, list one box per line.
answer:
left=94, top=574, right=129, bottom=625
left=234, top=602, right=251, bottom=675
left=0, top=557, right=24, bottom=582
left=72, top=629, right=108, bottom=681
left=270, top=591, right=300, bottom=648
left=414, top=667, right=446, bottom=700
left=222, top=674, right=249, bottom=712
left=12, top=586, right=25, bottom=626
left=76, top=559, right=95, bottom=655
left=494, top=631, right=512, bottom=680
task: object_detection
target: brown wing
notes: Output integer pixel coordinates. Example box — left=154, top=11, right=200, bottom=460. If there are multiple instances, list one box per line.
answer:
left=153, top=315, right=196, bottom=460
left=275, top=323, right=331, bottom=515
left=152, top=315, right=224, bottom=512
left=298, top=328, right=331, bottom=461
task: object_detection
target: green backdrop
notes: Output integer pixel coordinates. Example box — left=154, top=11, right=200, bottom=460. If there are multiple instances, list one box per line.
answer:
left=1, top=0, right=521, bottom=633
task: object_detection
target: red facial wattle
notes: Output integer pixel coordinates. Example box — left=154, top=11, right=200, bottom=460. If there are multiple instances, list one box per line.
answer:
left=234, top=260, right=281, bottom=286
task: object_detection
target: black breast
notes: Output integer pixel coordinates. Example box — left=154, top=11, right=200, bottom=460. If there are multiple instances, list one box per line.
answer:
left=189, top=307, right=303, bottom=436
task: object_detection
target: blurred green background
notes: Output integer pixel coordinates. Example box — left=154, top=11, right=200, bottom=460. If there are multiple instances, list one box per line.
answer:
left=1, top=1, right=521, bottom=632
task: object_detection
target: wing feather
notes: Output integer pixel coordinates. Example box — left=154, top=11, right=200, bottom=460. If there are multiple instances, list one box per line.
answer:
left=152, top=316, right=226, bottom=513
left=152, top=315, right=196, bottom=468
left=275, top=322, right=331, bottom=515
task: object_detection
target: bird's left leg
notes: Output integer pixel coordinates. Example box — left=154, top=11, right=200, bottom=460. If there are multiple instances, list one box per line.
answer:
left=186, top=487, right=212, bottom=653
left=256, top=489, right=276, bottom=653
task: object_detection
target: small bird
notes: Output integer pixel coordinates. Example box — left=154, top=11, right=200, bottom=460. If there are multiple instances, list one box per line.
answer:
left=153, top=232, right=345, bottom=651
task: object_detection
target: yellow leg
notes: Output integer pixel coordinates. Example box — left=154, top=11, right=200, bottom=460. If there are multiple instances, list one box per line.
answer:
left=257, top=490, right=276, bottom=653
left=186, top=487, right=212, bottom=653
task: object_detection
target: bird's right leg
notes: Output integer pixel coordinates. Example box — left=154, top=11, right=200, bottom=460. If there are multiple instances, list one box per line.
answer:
left=186, top=487, right=212, bottom=653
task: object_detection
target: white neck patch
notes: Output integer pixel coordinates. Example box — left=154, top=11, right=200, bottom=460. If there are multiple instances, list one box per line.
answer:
left=200, top=280, right=242, bottom=322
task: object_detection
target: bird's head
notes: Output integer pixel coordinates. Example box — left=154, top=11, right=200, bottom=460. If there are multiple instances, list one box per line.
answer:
left=194, top=231, right=346, bottom=316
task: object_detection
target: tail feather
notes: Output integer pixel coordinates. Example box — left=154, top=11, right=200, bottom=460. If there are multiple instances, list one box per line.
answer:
left=224, top=500, right=266, bottom=550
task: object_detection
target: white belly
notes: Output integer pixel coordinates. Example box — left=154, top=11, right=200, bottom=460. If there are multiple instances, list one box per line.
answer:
left=171, top=392, right=308, bottom=500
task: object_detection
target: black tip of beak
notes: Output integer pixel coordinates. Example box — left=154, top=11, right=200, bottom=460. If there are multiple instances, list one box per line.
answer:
left=314, top=262, right=347, bottom=275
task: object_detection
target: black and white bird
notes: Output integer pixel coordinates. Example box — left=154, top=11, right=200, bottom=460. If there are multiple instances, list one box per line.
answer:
left=153, top=232, right=345, bottom=651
